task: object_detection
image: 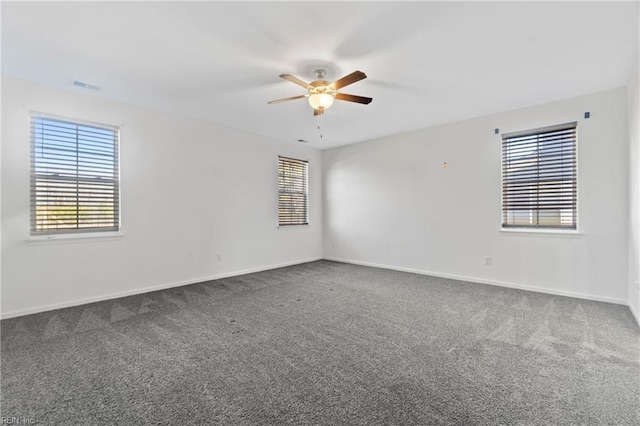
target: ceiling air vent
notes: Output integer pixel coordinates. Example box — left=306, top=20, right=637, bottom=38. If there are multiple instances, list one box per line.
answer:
left=72, top=80, right=100, bottom=91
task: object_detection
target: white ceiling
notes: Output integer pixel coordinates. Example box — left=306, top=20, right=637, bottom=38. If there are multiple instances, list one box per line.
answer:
left=2, top=1, right=638, bottom=149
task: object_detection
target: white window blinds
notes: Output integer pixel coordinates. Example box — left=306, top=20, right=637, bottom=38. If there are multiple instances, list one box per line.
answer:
left=502, top=122, right=577, bottom=229
left=30, top=115, right=120, bottom=235
left=278, top=156, right=308, bottom=226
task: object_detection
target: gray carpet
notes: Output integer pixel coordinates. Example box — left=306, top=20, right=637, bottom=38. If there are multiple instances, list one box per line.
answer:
left=1, top=260, right=639, bottom=425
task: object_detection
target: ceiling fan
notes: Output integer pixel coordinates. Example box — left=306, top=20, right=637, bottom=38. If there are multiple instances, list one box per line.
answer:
left=268, top=69, right=372, bottom=116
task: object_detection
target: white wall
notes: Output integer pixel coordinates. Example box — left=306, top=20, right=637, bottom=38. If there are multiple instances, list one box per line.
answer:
left=1, top=76, right=323, bottom=318
left=2, top=76, right=634, bottom=318
left=629, top=62, right=640, bottom=323
left=323, top=88, right=629, bottom=304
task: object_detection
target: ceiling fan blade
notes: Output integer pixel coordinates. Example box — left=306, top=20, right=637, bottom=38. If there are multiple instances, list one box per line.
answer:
left=330, top=70, right=367, bottom=90
left=267, top=94, right=307, bottom=104
left=280, top=74, right=310, bottom=89
left=335, top=93, right=373, bottom=104
left=313, top=108, right=324, bottom=116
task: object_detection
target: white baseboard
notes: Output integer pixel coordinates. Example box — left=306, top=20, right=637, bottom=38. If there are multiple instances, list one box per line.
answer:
left=4, top=256, right=634, bottom=321
left=0, top=257, right=323, bottom=320
left=324, top=257, right=628, bottom=306
left=630, top=303, right=640, bottom=328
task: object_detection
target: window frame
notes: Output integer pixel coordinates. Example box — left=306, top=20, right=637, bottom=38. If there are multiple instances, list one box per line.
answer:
left=277, top=155, right=309, bottom=227
left=29, top=112, right=121, bottom=237
left=500, top=122, right=578, bottom=232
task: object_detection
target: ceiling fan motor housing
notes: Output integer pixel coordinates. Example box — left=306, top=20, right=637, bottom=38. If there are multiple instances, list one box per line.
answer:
left=309, top=80, right=336, bottom=97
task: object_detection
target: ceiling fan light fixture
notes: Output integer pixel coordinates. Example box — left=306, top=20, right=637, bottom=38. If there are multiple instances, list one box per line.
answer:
left=308, top=92, right=334, bottom=110
left=268, top=69, right=371, bottom=116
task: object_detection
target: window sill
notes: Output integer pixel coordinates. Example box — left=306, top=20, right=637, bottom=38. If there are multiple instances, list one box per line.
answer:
left=25, top=231, right=124, bottom=246
left=500, top=228, right=582, bottom=238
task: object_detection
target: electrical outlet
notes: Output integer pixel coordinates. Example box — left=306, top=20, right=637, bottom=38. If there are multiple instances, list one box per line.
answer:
left=217, top=254, right=222, bottom=262
left=484, top=257, right=492, bottom=266
left=331, top=243, right=336, bottom=249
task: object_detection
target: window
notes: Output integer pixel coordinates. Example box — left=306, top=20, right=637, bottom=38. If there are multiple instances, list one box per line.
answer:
left=501, top=122, right=577, bottom=230
left=278, top=156, right=308, bottom=226
left=30, top=114, right=120, bottom=235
